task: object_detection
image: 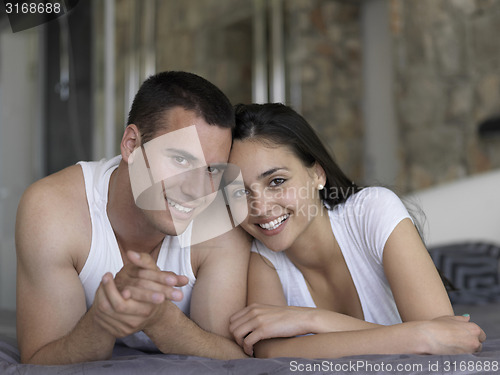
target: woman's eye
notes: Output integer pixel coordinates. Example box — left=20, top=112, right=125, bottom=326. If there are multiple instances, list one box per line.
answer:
left=207, top=166, right=221, bottom=175
left=270, top=178, right=285, bottom=187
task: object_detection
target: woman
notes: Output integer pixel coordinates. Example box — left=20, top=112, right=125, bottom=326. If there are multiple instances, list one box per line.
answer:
left=228, top=103, right=485, bottom=358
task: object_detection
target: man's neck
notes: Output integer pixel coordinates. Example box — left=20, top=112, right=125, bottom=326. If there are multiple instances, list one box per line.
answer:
left=106, top=160, right=166, bottom=255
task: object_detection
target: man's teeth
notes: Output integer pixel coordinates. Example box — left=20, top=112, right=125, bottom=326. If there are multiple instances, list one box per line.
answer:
left=167, top=198, right=193, bottom=213
left=259, top=214, right=289, bottom=230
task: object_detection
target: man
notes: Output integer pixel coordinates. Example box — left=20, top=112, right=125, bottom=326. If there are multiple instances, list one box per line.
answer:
left=15, top=71, right=251, bottom=365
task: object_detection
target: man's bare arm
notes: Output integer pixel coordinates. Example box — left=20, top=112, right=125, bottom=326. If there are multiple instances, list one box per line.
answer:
left=16, top=170, right=116, bottom=364
left=141, top=227, right=251, bottom=359
left=143, top=301, right=247, bottom=359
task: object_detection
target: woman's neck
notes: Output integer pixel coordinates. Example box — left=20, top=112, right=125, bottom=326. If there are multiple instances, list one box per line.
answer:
left=285, top=205, right=338, bottom=271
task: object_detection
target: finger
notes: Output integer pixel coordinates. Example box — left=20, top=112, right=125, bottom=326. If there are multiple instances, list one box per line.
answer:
left=102, top=273, right=155, bottom=315
left=131, top=279, right=184, bottom=302
left=114, top=266, right=142, bottom=293
left=123, top=284, right=186, bottom=304
left=122, top=285, right=165, bottom=304
left=121, top=288, right=132, bottom=299
left=448, top=315, right=469, bottom=322
left=161, top=272, right=188, bottom=287
left=136, top=269, right=188, bottom=288
left=229, top=306, right=252, bottom=323
left=228, top=314, right=248, bottom=338
left=231, top=321, right=256, bottom=347
left=101, top=273, right=129, bottom=312
left=127, top=251, right=159, bottom=271
left=176, top=274, right=189, bottom=287
left=243, top=331, right=262, bottom=357
left=479, top=329, right=487, bottom=343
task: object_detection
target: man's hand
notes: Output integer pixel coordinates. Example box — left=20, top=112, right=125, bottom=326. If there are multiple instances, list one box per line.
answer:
left=115, top=251, right=189, bottom=304
left=90, top=272, right=165, bottom=338
left=90, top=251, right=190, bottom=340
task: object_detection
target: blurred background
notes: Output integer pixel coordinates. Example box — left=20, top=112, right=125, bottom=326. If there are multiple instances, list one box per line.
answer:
left=0, top=0, right=499, bottom=314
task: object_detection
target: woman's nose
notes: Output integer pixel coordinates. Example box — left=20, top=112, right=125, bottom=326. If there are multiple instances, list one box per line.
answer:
left=249, top=190, right=272, bottom=217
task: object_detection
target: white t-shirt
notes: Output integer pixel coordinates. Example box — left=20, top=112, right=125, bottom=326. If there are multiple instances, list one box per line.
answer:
left=251, top=187, right=412, bottom=325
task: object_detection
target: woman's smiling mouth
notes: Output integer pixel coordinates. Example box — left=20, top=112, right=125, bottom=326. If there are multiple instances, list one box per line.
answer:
left=256, top=214, right=290, bottom=231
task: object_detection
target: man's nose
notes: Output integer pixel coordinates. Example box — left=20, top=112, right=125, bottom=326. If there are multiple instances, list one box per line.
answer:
left=179, top=167, right=214, bottom=200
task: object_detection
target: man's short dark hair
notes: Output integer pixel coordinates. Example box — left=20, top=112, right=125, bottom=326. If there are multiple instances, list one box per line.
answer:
left=127, top=71, right=235, bottom=144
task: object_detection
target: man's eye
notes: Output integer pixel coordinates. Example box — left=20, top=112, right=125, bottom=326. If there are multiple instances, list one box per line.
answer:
left=270, top=178, right=285, bottom=187
left=232, top=188, right=249, bottom=199
left=173, top=156, right=188, bottom=166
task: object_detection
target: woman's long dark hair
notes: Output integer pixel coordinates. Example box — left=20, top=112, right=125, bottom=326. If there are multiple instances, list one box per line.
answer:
left=233, top=103, right=361, bottom=209
left=234, top=103, right=457, bottom=292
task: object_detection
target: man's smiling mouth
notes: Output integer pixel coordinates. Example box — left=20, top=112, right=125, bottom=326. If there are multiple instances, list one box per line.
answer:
left=167, top=197, right=194, bottom=213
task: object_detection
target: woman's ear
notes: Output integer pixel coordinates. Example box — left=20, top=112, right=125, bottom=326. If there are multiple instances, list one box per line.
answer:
left=121, top=124, right=141, bottom=163
left=313, top=162, right=327, bottom=189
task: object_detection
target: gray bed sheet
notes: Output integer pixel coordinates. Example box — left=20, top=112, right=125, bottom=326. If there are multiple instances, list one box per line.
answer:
left=1, top=304, right=498, bottom=374
left=1, top=335, right=500, bottom=375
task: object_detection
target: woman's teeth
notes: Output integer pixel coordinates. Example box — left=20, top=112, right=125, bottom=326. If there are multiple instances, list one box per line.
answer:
left=259, top=214, right=289, bottom=230
left=167, top=198, right=193, bottom=213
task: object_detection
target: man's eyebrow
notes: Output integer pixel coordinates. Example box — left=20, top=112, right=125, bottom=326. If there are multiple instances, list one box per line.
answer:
left=207, top=163, right=227, bottom=170
left=226, top=179, right=244, bottom=186
left=258, top=167, right=289, bottom=180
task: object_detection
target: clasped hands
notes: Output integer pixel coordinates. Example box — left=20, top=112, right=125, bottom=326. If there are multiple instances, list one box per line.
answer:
left=91, top=250, right=188, bottom=339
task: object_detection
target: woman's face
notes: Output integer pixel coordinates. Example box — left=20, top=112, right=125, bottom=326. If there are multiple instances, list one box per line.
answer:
left=229, top=139, right=325, bottom=252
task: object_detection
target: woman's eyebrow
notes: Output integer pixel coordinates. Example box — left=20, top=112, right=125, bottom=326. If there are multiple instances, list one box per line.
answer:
left=258, top=167, right=289, bottom=180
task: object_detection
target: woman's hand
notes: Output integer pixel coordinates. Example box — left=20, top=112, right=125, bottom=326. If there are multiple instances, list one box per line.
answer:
left=417, top=315, right=486, bottom=355
left=229, top=303, right=315, bottom=356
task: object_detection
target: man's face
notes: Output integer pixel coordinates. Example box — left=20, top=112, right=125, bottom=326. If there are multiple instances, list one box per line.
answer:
left=128, top=107, right=233, bottom=237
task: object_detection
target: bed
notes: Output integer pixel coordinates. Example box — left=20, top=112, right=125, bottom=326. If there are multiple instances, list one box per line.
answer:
left=2, top=170, right=499, bottom=374
left=1, top=332, right=500, bottom=374
left=1, top=259, right=499, bottom=374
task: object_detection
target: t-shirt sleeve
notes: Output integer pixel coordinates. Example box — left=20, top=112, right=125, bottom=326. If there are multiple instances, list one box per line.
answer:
left=251, top=240, right=280, bottom=269
left=351, top=187, right=412, bottom=262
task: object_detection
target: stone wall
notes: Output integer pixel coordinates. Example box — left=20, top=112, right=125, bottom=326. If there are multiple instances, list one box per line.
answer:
left=284, top=0, right=364, bottom=183
left=110, top=0, right=253, bottom=148
left=95, top=0, right=500, bottom=192
left=99, top=0, right=364, bottom=182
left=392, top=0, right=500, bottom=192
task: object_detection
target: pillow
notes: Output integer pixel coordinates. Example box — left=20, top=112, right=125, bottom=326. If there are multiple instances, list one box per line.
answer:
left=429, top=242, right=500, bottom=305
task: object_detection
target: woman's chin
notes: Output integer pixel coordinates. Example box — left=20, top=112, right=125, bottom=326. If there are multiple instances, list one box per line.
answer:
left=256, top=235, right=290, bottom=252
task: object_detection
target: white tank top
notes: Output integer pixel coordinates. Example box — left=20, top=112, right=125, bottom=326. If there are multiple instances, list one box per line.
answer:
left=77, top=156, right=196, bottom=351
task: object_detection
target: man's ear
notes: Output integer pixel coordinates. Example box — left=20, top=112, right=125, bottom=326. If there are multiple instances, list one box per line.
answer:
left=121, top=124, right=141, bottom=163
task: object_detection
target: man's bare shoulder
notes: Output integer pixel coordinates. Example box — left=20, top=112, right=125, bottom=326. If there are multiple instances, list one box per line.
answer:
left=16, top=164, right=91, bottom=267
left=18, top=164, right=88, bottom=219
left=27, top=164, right=84, bottom=194
left=191, top=226, right=252, bottom=270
